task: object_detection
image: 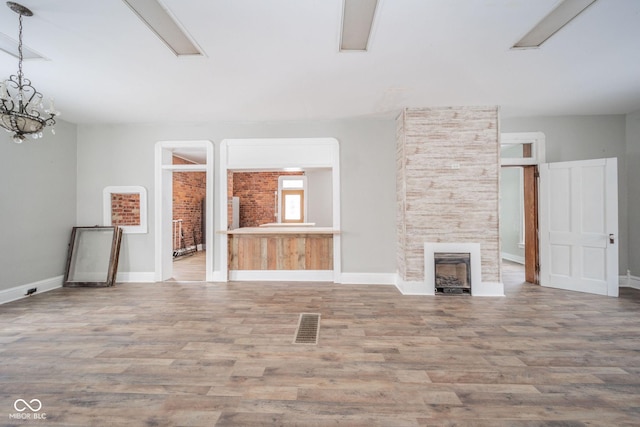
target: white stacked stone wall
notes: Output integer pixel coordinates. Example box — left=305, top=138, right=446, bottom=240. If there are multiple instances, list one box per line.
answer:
left=396, top=107, right=501, bottom=284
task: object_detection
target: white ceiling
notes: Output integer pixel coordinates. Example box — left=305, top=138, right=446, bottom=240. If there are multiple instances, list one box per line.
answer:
left=1, top=0, right=639, bottom=125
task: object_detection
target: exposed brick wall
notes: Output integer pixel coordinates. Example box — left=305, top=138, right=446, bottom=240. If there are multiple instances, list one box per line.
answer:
left=230, top=171, right=304, bottom=228
left=396, top=107, right=500, bottom=283
left=110, top=193, right=140, bottom=226
left=173, top=156, right=206, bottom=250
left=227, top=171, right=234, bottom=229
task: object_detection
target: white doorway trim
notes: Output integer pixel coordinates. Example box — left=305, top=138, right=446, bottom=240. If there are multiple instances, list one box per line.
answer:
left=219, top=138, right=341, bottom=282
left=500, top=132, right=546, bottom=166
left=154, top=140, right=215, bottom=282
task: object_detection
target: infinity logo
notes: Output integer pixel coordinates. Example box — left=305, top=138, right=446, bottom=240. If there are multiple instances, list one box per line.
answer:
left=14, top=399, right=42, bottom=412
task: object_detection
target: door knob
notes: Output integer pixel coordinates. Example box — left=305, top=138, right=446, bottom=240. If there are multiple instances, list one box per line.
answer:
left=609, top=234, right=615, bottom=244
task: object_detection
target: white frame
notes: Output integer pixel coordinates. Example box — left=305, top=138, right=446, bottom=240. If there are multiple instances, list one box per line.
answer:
left=278, top=175, right=308, bottom=223
left=154, top=140, right=215, bottom=282
left=103, top=186, right=148, bottom=234
left=424, top=242, right=483, bottom=296
left=518, top=167, right=525, bottom=248
left=500, top=132, right=546, bottom=166
left=220, top=138, right=341, bottom=283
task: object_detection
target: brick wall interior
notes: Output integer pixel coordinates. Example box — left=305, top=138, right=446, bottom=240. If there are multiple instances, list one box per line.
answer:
left=173, top=156, right=206, bottom=250
left=396, top=106, right=500, bottom=283
left=227, top=171, right=234, bottom=229
left=229, top=171, right=305, bottom=228
left=110, top=193, right=140, bottom=226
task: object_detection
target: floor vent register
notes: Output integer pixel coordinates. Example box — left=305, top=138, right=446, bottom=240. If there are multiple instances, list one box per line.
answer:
left=294, top=313, right=320, bottom=345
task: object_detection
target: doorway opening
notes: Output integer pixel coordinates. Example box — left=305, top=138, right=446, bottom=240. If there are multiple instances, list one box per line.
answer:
left=155, top=140, right=215, bottom=282
left=500, top=132, right=545, bottom=285
left=500, top=165, right=538, bottom=284
left=171, top=162, right=206, bottom=281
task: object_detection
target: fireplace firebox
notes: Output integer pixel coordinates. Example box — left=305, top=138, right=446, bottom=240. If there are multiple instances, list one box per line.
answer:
left=434, top=252, right=471, bottom=294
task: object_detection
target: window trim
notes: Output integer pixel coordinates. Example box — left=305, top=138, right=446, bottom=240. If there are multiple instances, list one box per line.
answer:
left=500, top=132, right=546, bottom=166
left=281, top=189, right=305, bottom=223
left=103, top=185, right=148, bottom=234
left=278, top=176, right=307, bottom=223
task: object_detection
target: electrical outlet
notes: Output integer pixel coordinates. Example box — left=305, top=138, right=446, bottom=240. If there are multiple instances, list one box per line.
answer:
left=25, top=287, right=37, bottom=296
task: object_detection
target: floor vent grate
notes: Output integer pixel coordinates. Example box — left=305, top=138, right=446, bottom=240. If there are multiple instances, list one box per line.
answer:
left=294, top=313, right=320, bottom=344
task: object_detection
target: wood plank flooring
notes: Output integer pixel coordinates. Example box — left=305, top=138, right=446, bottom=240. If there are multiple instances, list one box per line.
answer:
left=170, top=251, right=206, bottom=282
left=1, top=265, right=639, bottom=426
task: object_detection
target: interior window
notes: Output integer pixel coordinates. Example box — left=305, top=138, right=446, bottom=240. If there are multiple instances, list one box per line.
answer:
left=279, top=176, right=306, bottom=223
left=282, top=179, right=304, bottom=189
left=282, top=190, right=304, bottom=222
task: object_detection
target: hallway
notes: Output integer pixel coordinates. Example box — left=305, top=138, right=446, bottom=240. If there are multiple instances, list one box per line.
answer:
left=170, top=251, right=206, bottom=282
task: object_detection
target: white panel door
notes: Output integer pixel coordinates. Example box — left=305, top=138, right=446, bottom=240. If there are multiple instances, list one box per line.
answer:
left=539, top=158, right=618, bottom=296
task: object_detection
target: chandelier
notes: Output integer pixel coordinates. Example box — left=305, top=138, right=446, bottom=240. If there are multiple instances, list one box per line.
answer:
left=0, top=2, right=59, bottom=144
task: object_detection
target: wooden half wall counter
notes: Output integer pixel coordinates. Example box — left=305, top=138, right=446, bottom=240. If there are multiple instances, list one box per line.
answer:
left=227, top=227, right=337, bottom=271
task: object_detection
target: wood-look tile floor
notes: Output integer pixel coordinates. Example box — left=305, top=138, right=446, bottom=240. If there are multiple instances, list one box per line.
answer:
left=170, top=251, right=206, bottom=282
left=1, top=266, right=639, bottom=426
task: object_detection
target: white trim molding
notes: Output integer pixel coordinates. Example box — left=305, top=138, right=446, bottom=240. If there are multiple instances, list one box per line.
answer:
left=116, top=272, right=155, bottom=283
left=620, top=274, right=640, bottom=290
left=155, top=140, right=215, bottom=283
left=0, top=276, right=63, bottom=305
left=395, top=278, right=435, bottom=296
left=501, top=252, right=525, bottom=265
left=500, top=131, right=546, bottom=166
left=228, top=270, right=334, bottom=282
left=340, top=273, right=397, bottom=285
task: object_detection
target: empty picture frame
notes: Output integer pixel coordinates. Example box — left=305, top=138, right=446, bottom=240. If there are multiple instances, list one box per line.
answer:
left=64, top=226, right=123, bottom=287
left=103, top=186, right=148, bottom=233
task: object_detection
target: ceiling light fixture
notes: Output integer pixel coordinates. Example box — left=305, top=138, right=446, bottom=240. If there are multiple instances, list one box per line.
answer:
left=0, top=2, right=58, bottom=144
left=512, top=0, right=598, bottom=49
left=340, top=0, right=378, bottom=51
left=121, top=0, right=202, bottom=56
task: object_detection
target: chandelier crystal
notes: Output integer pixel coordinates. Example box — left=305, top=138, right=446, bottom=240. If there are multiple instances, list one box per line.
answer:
left=0, top=2, right=59, bottom=144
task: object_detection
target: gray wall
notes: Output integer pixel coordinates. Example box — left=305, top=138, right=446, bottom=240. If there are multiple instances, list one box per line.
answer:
left=4, top=113, right=635, bottom=290
left=626, top=110, right=640, bottom=276
left=306, top=169, right=333, bottom=227
left=76, top=119, right=397, bottom=275
left=500, top=167, right=524, bottom=262
left=0, top=121, right=77, bottom=291
left=502, top=115, right=629, bottom=274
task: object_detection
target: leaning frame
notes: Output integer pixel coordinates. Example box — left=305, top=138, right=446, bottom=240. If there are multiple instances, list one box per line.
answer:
left=63, top=226, right=123, bottom=287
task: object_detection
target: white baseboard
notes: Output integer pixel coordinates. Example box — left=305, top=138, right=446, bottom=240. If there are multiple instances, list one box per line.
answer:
left=228, top=270, right=334, bottom=282
left=620, top=274, right=640, bottom=290
left=340, top=273, right=396, bottom=285
left=209, top=271, right=227, bottom=282
left=394, top=279, right=435, bottom=296
left=472, top=282, right=505, bottom=297
left=394, top=276, right=504, bottom=297
left=501, top=252, right=525, bottom=264
left=116, top=272, right=155, bottom=283
left=0, top=275, right=64, bottom=305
